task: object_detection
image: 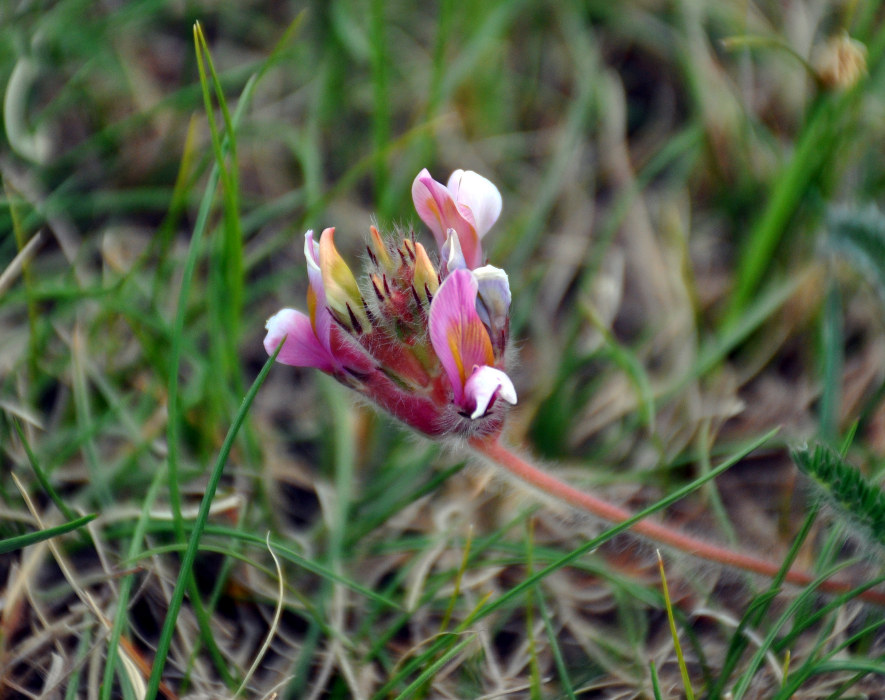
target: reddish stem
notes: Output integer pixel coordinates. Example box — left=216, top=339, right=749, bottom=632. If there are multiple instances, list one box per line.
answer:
left=469, top=435, right=885, bottom=607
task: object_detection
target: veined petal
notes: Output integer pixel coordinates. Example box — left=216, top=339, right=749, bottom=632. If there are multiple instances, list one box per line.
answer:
left=264, top=308, right=335, bottom=372
left=473, top=265, right=511, bottom=332
left=463, top=365, right=517, bottom=419
left=446, top=169, right=502, bottom=238
left=412, top=169, right=483, bottom=269
left=428, top=269, right=495, bottom=405
left=411, top=169, right=454, bottom=247
left=319, top=228, right=370, bottom=333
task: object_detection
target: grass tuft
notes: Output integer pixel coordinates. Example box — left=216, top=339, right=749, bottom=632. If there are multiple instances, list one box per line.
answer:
left=4, top=3, right=885, bottom=697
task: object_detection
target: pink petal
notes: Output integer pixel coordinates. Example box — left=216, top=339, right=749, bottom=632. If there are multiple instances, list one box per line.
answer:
left=428, top=269, right=495, bottom=406
left=411, top=169, right=451, bottom=248
left=463, top=365, right=517, bottom=419
left=446, top=169, right=502, bottom=238
left=264, top=308, right=335, bottom=372
left=412, top=169, right=483, bottom=269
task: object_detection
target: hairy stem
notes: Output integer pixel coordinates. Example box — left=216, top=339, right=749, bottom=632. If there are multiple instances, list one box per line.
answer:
left=469, top=435, right=885, bottom=607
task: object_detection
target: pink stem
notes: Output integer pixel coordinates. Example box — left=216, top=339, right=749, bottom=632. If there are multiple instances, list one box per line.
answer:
left=468, top=435, right=885, bottom=607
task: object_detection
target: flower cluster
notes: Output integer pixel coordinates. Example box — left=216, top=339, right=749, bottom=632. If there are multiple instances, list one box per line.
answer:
left=264, top=169, right=516, bottom=438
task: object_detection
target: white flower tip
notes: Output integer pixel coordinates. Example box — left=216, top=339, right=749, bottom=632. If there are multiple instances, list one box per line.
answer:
left=473, top=265, right=511, bottom=330
left=442, top=229, right=467, bottom=271
left=466, top=365, right=517, bottom=419
left=446, top=169, right=466, bottom=194
left=265, top=308, right=289, bottom=333
left=448, top=170, right=502, bottom=238
left=304, top=230, right=321, bottom=268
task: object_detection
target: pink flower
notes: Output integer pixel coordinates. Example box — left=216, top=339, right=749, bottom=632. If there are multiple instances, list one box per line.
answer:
left=428, top=270, right=516, bottom=420
left=411, top=168, right=502, bottom=270
left=263, top=230, right=373, bottom=376
left=265, top=171, right=515, bottom=438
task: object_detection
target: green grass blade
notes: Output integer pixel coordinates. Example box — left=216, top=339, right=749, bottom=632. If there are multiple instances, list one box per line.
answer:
left=12, top=419, right=78, bottom=522
left=471, top=428, right=778, bottom=625
left=537, top=585, right=578, bottom=700
left=101, top=466, right=167, bottom=700
left=730, top=560, right=857, bottom=700
left=144, top=346, right=280, bottom=700
left=369, top=0, right=391, bottom=209
left=650, top=660, right=664, bottom=700
left=709, top=505, right=819, bottom=697
left=658, top=551, right=695, bottom=700
left=194, top=22, right=243, bottom=376
left=390, top=634, right=476, bottom=700
left=723, top=98, right=837, bottom=327
left=0, top=513, right=97, bottom=554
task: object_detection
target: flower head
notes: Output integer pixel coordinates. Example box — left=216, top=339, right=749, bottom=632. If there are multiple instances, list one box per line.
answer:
left=265, top=169, right=515, bottom=438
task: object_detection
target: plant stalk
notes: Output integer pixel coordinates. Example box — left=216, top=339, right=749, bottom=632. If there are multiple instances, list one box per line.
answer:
left=469, top=435, right=885, bottom=607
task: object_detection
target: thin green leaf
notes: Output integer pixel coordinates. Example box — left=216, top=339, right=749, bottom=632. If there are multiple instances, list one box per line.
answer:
left=13, top=419, right=78, bottom=522
left=658, top=551, right=695, bottom=700
left=144, top=345, right=280, bottom=700
left=0, top=513, right=97, bottom=554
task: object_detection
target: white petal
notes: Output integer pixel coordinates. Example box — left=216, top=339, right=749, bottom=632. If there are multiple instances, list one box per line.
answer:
left=303, top=230, right=324, bottom=294
left=441, top=228, right=467, bottom=273
left=304, top=230, right=321, bottom=268
left=446, top=169, right=465, bottom=198
left=464, top=365, right=517, bottom=419
left=448, top=170, right=502, bottom=238
left=472, top=265, right=511, bottom=331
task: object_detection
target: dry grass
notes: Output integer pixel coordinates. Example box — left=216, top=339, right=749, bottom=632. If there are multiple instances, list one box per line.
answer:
left=3, top=1, right=885, bottom=698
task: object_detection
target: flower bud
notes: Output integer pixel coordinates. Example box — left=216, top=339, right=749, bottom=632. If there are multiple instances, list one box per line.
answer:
left=367, top=224, right=395, bottom=271
left=318, top=228, right=370, bottom=334
left=814, top=33, right=867, bottom=90
left=412, top=241, right=439, bottom=304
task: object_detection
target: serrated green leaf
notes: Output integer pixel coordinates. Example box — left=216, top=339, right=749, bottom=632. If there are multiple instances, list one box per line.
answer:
left=791, top=443, right=885, bottom=548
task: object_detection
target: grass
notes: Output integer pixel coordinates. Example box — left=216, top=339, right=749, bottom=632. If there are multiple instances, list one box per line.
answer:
left=3, top=1, right=885, bottom=697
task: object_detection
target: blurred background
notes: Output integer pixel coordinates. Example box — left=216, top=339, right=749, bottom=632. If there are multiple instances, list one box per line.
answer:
left=3, top=0, right=885, bottom=697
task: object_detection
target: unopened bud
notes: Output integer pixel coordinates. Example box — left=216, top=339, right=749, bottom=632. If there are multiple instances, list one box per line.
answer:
left=412, top=242, right=439, bottom=303
left=319, top=228, right=370, bottom=333
left=814, top=33, right=867, bottom=90
left=368, top=225, right=395, bottom=270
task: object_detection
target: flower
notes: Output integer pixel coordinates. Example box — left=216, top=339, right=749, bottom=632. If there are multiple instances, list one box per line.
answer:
left=429, top=269, right=516, bottom=420
left=411, top=168, right=502, bottom=270
left=264, top=170, right=516, bottom=438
